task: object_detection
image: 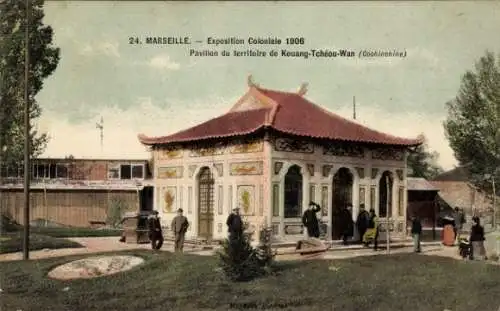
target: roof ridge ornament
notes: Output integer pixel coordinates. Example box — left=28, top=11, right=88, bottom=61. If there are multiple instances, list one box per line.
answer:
left=297, top=82, right=308, bottom=96
left=247, top=74, right=259, bottom=88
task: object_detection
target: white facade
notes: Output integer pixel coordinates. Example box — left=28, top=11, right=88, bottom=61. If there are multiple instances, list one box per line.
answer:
left=153, top=136, right=408, bottom=242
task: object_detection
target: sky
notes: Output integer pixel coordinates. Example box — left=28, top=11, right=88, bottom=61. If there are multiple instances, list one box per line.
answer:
left=34, top=1, right=500, bottom=170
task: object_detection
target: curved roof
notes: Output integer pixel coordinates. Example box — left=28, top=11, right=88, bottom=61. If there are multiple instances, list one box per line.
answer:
left=138, top=79, right=422, bottom=147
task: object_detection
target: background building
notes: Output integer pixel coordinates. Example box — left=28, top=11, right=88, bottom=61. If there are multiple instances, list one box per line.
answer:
left=0, top=157, right=153, bottom=227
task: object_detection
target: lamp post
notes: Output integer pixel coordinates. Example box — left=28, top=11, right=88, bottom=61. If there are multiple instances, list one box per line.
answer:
left=22, top=0, right=31, bottom=261
left=485, top=172, right=498, bottom=231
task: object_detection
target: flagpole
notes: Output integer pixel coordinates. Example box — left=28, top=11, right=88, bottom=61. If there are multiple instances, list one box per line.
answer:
left=23, top=0, right=31, bottom=260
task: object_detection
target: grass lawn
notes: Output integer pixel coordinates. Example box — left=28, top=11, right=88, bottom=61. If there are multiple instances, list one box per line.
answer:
left=0, top=232, right=83, bottom=254
left=1, top=251, right=500, bottom=311
left=29, top=226, right=122, bottom=238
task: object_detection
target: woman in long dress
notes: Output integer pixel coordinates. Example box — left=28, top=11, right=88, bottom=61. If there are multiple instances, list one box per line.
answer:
left=363, top=209, right=378, bottom=249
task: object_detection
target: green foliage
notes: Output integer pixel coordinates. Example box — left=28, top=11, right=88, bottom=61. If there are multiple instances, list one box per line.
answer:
left=407, top=135, right=444, bottom=179
left=0, top=0, right=60, bottom=164
left=217, top=224, right=275, bottom=282
left=0, top=211, right=21, bottom=233
left=106, top=198, right=128, bottom=228
left=444, top=50, right=500, bottom=192
left=0, top=232, right=82, bottom=254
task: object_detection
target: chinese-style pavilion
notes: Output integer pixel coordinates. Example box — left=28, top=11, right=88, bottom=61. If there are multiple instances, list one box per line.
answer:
left=138, top=76, right=421, bottom=242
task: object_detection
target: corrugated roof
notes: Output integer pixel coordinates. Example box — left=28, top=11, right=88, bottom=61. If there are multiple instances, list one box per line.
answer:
left=407, top=177, right=440, bottom=191
left=138, top=81, right=422, bottom=147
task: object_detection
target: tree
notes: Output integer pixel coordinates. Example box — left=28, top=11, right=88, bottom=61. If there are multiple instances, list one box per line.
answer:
left=0, top=0, right=60, bottom=166
left=407, top=135, right=444, bottom=180
left=217, top=223, right=274, bottom=282
left=443, top=50, right=500, bottom=192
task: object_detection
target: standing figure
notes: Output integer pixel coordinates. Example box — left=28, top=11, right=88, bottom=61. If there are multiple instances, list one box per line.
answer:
left=410, top=215, right=422, bottom=253
left=469, top=216, right=486, bottom=260
left=363, top=209, right=379, bottom=250
left=302, top=201, right=322, bottom=238
left=226, top=207, right=244, bottom=241
left=148, top=210, right=164, bottom=250
left=171, top=208, right=189, bottom=252
left=356, top=204, right=370, bottom=244
left=340, top=204, right=354, bottom=245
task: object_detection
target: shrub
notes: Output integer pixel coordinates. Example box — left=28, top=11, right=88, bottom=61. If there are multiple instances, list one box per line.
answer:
left=217, top=224, right=275, bottom=282
left=106, top=198, right=128, bottom=228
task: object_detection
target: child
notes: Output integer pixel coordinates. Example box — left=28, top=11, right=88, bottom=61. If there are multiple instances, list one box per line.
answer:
left=458, top=235, right=471, bottom=259
left=410, top=216, right=422, bottom=253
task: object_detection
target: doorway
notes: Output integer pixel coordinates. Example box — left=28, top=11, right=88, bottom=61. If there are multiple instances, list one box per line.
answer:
left=198, top=167, right=214, bottom=239
left=139, top=186, right=154, bottom=212
left=284, top=165, right=303, bottom=218
left=331, top=167, right=353, bottom=239
left=379, top=171, right=394, bottom=218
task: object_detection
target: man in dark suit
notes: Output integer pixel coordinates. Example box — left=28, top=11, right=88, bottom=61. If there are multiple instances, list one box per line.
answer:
left=148, top=210, right=164, bottom=250
left=226, top=207, right=243, bottom=241
left=171, top=208, right=189, bottom=252
left=302, top=201, right=322, bottom=238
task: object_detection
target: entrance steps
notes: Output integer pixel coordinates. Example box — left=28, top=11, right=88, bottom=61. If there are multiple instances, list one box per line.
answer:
left=162, top=235, right=443, bottom=254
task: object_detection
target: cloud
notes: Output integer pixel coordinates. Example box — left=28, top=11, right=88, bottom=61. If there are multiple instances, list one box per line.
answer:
left=38, top=96, right=235, bottom=160
left=148, top=54, right=181, bottom=71
left=79, top=40, right=121, bottom=58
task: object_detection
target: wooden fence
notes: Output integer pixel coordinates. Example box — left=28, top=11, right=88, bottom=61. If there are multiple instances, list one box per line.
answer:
left=0, top=189, right=139, bottom=228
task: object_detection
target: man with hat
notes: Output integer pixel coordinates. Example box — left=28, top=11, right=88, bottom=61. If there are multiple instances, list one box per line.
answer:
left=302, top=201, right=322, bottom=238
left=226, top=207, right=243, bottom=241
left=148, top=210, right=164, bottom=250
left=171, top=208, right=189, bottom=252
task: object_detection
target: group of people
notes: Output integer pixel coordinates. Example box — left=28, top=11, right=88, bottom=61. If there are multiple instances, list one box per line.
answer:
left=148, top=202, right=488, bottom=258
left=147, top=206, right=245, bottom=253
left=301, top=201, right=381, bottom=250
left=147, top=208, right=189, bottom=252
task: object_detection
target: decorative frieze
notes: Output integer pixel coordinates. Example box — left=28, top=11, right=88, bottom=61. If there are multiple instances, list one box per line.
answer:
left=398, top=187, right=405, bottom=217
left=309, top=184, right=316, bottom=203
left=259, top=184, right=264, bottom=216
left=217, top=185, right=223, bottom=215
left=158, top=148, right=183, bottom=160
left=371, top=168, right=379, bottom=179
left=228, top=185, right=233, bottom=214
left=274, top=162, right=284, bottom=175
left=188, top=165, right=197, bottom=178
left=189, top=145, right=224, bottom=157
left=321, top=185, right=329, bottom=216
left=370, top=186, right=376, bottom=211
left=307, top=164, right=315, bottom=177
left=214, top=163, right=224, bottom=177
left=359, top=186, right=366, bottom=205
left=230, top=161, right=263, bottom=175
left=274, top=138, right=314, bottom=153
left=284, top=224, right=303, bottom=235
left=271, top=223, right=280, bottom=235
left=157, top=166, right=183, bottom=179
left=322, top=165, right=333, bottom=177
left=355, top=167, right=365, bottom=179
left=323, top=144, right=364, bottom=158
left=187, top=186, right=193, bottom=214
left=237, top=185, right=255, bottom=215
left=396, top=169, right=404, bottom=181
left=272, top=184, right=280, bottom=217
left=371, top=148, right=404, bottom=161
left=164, top=187, right=176, bottom=213
left=230, top=141, right=263, bottom=154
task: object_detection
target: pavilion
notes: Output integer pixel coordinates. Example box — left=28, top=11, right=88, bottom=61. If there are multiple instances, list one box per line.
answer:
left=138, top=76, right=421, bottom=242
